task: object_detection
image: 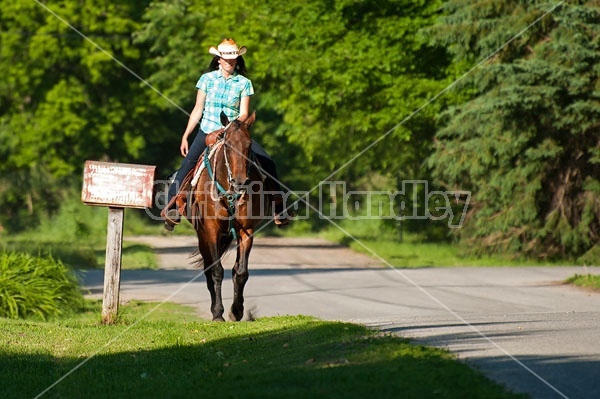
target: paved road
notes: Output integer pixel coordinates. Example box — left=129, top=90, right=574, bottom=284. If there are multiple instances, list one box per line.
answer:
left=83, top=235, right=600, bottom=399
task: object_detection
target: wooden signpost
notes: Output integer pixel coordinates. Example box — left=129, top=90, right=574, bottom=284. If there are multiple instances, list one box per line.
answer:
left=81, top=161, right=156, bottom=324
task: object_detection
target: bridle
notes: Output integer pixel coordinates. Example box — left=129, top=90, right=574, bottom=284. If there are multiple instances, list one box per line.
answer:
left=222, top=121, right=253, bottom=193
left=222, top=128, right=236, bottom=190
left=202, top=121, right=252, bottom=238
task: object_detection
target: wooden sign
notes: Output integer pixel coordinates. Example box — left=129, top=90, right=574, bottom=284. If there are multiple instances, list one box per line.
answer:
left=81, top=160, right=156, bottom=324
left=81, top=161, right=156, bottom=209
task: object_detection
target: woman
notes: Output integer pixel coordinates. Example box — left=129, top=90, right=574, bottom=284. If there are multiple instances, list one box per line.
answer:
left=162, top=38, right=289, bottom=230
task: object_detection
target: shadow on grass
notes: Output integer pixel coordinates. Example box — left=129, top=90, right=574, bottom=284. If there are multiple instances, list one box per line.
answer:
left=2, top=240, right=98, bottom=269
left=1, top=321, right=523, bottom=399
left=94, top=243, right=158, bottom=270
left=3, top=240, right=157, bottom=271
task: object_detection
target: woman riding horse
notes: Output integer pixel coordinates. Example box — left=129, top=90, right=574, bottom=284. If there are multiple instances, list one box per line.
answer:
left=162, top=38, right=290, bottom=230
left=188, top=111, right=267, bottom=321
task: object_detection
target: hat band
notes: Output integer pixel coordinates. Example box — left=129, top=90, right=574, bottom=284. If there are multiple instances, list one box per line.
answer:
left=221, top=51, right=238, bottom=55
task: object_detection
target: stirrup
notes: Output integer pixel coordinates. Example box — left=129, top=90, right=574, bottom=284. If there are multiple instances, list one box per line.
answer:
left=161, top=207, right=180, bottom=227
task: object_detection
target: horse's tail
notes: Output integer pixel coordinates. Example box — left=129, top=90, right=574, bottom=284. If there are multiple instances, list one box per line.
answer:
left=191, top=233, right=234, bottom=270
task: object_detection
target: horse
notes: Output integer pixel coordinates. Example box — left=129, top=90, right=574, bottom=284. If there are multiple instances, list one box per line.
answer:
left=178, top=111, right=271, bottom=321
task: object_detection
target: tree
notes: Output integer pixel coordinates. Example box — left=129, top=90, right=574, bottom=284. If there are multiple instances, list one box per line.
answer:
left=428, top=1, right=600, bottom=261
left=0, top=0, right=162, bottom=230
left=1, top=0, right=455, bottom=236
left=244, top=0, right=452, bottom=184
left=136, top=1, right=454, bottom=236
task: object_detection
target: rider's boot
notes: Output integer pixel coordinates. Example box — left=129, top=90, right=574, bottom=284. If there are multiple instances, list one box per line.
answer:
left=272, top=193, right=292, bottom=227
left=161, top=206, right=180, bottom=231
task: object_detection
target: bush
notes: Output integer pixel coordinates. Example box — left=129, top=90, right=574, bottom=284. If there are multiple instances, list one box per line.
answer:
left=0, top=251, right=84, bottom=319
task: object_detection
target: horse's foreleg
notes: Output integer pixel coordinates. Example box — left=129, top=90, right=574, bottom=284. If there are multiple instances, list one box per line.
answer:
left=230, top=229, right=253, bottom=321
left=200, top=240, right=225, bottom=322
left=209, top=259, right=225, bottom=321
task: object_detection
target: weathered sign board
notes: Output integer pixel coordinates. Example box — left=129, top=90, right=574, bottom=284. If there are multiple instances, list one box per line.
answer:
left=81, top=161, right=156, bottom=324
left=82, top=161, right=155, bottom=209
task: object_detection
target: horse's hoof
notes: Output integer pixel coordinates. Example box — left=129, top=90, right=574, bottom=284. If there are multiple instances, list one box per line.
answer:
left=228, top=311, right=242, bottom=322
left=212, top=316, right=225, bottom=322
left=229, top=304, right=244, bottom=321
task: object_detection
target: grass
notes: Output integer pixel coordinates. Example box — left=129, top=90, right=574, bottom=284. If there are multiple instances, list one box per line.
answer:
left=1, top=195, right=161, bottom=270
left=2, top=238, right=158, bottom=270
left=566, top=273, right=600, bottom=291
left=0, top=252, right=84, bottom=320
left=1, top=188, right=580, bottom=270
left=327, top=234, right=560, bottom=267
left=0, top=301, right=525, bottom=399
left=281, top=216, right=560, bottom=267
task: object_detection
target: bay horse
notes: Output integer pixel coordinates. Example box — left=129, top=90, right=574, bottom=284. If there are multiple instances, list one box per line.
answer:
left=181, top=111, right=270, bottom=321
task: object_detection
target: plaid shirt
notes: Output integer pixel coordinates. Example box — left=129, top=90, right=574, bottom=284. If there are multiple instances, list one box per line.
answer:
left=196, top=70, right=254, bottom=133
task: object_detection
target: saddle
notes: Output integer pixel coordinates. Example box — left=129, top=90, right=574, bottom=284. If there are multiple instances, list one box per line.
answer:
left=171, top=143, right=221, bottom=219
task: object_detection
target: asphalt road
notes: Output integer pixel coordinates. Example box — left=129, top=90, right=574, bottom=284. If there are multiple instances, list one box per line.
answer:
left=83, top=235, right=600, bottom=399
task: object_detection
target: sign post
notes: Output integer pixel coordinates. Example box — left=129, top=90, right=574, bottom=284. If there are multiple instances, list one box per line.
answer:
left=81, top=161, right=156, bottom=324
left=103, top=207, right=124, bottom=324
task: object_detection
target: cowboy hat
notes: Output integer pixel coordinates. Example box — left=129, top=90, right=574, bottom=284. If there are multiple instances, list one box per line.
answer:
left=209, top=38, right=247, bottom=59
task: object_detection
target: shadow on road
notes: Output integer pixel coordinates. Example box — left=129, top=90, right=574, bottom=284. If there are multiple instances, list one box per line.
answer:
left=373, top=320, right=600, bottom=399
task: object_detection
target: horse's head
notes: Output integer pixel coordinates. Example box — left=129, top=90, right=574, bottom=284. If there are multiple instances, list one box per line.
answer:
left=221, top=111, right=255, bottom=194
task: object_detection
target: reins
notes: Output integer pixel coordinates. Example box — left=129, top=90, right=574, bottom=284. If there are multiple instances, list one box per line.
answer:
left=202, top=122, right=249, bottom=239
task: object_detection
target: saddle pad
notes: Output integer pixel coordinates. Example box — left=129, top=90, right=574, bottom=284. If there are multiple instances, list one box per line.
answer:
left=191, top=141, right=224, bottom=188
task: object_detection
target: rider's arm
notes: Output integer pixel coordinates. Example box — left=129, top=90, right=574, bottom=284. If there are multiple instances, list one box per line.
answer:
left=238, top=95, right=250, bottom=122
left=180, top=90, right=206, bottom=156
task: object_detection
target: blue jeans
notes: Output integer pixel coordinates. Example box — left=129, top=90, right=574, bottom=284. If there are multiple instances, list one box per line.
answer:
left=167, top=129, right=281, bottom=204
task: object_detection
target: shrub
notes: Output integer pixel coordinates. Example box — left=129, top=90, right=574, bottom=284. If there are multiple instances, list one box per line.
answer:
left=0, top=251, right=84, bottom=319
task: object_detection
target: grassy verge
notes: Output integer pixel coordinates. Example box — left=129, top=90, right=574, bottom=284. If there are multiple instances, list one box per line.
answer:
left=1, top=301, right=523, bottom=399
left=566, top=274, right=600, bottom=291
left=276, top=217, right=559, bottom=267
left=1, top=196, right=161, bottom=269
left=2, top=238, right=158, bottom=270
left=0, top=252, right=84, bottom=319
left=322, top=230, right=558, bottom=267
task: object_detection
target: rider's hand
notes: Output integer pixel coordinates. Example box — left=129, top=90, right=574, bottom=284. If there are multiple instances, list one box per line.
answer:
left=180, top=136, right=189, bottom=157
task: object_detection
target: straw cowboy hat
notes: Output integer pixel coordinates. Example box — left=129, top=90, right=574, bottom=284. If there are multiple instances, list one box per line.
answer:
left=209, top=38, right=247, bottom=59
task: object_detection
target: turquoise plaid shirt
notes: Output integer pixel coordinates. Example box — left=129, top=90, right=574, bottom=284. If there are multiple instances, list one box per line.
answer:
left=196, top=70, right=254, bottom=133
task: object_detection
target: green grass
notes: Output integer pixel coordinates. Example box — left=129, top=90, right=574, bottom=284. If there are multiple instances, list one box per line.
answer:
left=2, top=188, right=578, bottom=270
left=0, top=246, right=93, bottom=322
left=1, top=195, right=161, bottom=269
left=0, top=301, right=524, bottom=399
left=2, top=238, right=158, bottom=270
left=0, top=252, right=84, bottom=320
left=566, top=274, right=600, bottom=290
left=313, top=217, right=562, bottom=268
left=329, top=234, right=560, bottom=267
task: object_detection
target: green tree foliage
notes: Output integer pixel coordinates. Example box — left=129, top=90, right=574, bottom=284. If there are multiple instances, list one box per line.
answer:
left=0, top=0, right=164, bottom=230
left=0, top=0, right=154, bottom=175
left=428, top=1, right=600, bottom=260
left=135, top=0, right=452, bottom=190
left=0, top=0, right=457, bottom=238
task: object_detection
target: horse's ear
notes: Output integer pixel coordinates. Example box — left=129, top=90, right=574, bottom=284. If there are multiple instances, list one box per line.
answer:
left=220, top=111, right=229, bottom=127
left=245, top=111, right=256, bottom=127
